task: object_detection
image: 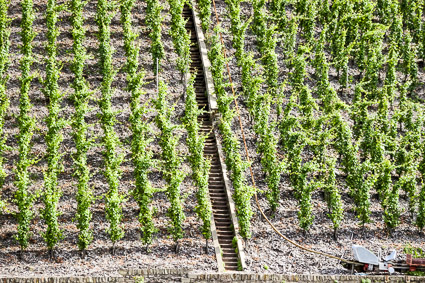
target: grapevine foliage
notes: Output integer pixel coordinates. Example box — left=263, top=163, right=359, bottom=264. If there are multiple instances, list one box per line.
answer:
left=146, top=0, right=164, bottom=73
left=168, top=0, right=191, bottom=77
left=0, top=0, right=10, bottom=208
left=120, top=0, right=157, bottom=247
left=153, top=81, right=186, bottom=244
left=198, top=0, right=211, bottom=31
left=40, top=0, right=65, bottom=254
left=208, top=26, right=253, bottom=238
left=96, top=0, right=125, bottom=247
left=70, top=0, right=94, bottom=253
left=182, top=73, right=212, bottom=242
left=14, top=0, right=37, bottom=251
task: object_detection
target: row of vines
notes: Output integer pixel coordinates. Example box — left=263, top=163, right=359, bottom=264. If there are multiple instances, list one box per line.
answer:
left=200, top=0, right=425, bottom=239
left=0, top=0, right=212, bottom=257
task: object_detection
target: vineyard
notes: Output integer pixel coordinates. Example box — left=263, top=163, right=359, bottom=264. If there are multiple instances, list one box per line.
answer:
left=0, top=0, right=425, bottom=277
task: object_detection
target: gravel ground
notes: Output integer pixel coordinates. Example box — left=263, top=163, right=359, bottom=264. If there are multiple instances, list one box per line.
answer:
left=0, top=0, right=217, bottom=277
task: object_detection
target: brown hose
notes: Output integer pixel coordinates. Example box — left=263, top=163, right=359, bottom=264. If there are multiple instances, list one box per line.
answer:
left=208, top=0, right=358, bottom=265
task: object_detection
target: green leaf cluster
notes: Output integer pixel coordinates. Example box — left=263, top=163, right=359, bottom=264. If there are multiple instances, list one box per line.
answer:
left=0, top=0, right=10, bottom=198
left=96, top=0, right=125, bottom=245
left=40, top=0, right=65, bottom=252
left=120, top=0, right=157, bottom=247
left=153, top=81, right=186, bottom=243
left=70, top=0, right=94, bottom=253
left=146, top=0, right=164, bottom=73
left=208, top=27, right=253, bottom=238
left=182, top=73, right=212, bottom=241
left=14, top=0, right=37, bottom=251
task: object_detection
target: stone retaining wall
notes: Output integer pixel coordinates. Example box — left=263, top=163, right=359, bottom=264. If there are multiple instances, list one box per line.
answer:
left=0, top=277, right=125, bottom=283
left=184, top=272, right=425, bottom=282
left=119, top=269, right=190, bottom=283
left=2, top=269, right=425, bottom=283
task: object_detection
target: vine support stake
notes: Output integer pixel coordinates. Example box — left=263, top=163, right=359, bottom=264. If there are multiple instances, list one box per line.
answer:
left=156, top=58, right=159, bottom=93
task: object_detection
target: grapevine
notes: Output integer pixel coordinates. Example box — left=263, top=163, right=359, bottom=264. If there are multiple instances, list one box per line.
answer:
left=324, top=158, right=343, bottom=240
left=14, top=0, right=37, bottom=253
left=70, top=0, right=94, bottom=255
left=0, top=0, right=10, bottom=196
left=153, top=81, right=186, bottom=248
left=182, top=73, right=212, bottom=248
left=168, top=0, right=191, bottom=77
left=198, top=0, right=211, bottom=31
left=146, top=0, right=164, bottom=73
left=120, top=0, right=157, bottom=249
left=96, top=0, right=125, bottom=252
left=40, top=0, right=65, bottom=256
left=208, top=26, right=253, bottom=238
